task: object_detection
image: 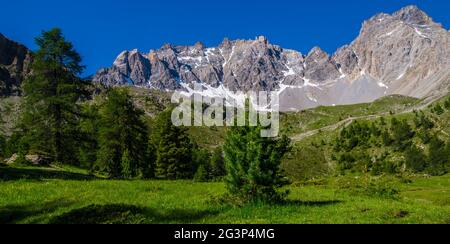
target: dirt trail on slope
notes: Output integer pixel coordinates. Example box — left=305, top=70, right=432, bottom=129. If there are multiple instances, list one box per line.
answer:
left=290, top=95, right=445, bottom=142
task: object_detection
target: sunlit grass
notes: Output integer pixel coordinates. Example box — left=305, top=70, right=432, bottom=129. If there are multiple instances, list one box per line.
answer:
left=0, top=166, right=448, bottom=224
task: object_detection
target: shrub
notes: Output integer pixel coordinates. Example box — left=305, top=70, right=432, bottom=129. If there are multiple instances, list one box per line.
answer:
left=335, top=176, right=400, bottom=199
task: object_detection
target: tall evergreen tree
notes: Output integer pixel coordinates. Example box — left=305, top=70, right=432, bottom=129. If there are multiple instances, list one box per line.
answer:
left=390, top=118, right=414, bottom=150
left=210, top=146, right=226, bottom=179
left=96, top=88, right=149, bottom=178
left=427, top=136, right=449, bottom=176
left=151, top=107, right=193, bottom=180
left=404, top=145, right=427, bottom=173
left=18, top=28, right=88, bottom=164
left=223, top=125, right=291, bottom=202
left=78, top=102, right=100, bottom=170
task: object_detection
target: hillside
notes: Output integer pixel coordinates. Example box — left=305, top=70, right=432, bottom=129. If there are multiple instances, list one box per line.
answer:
left=282, top=93, right=450, bottom=181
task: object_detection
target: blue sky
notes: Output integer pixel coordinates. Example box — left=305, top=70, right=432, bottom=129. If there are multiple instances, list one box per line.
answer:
left=1, top=0, right=449, bottom=76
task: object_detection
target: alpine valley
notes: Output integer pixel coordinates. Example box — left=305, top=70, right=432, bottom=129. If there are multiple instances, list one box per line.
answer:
left=1, top=3, right=450, bottom=225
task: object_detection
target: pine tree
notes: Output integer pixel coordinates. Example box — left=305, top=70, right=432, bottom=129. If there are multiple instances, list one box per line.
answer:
left=427, top=136, right=449, bottom=176
left=390, top=118, right=414, bottom=150
left=151, top=107, right=193, bottom=179
left=96, top=88, right=149, bottom=178
left=223, top=125, right=291, bottom=202
left=17, top=28, right=89, bottom=164
left=414, top=112, right=434, bottom=129
left=210, top=146, right=226, bottom=179
left=78, top=102, right=100, bottom=170
left=404, top=145, right=427, bottom=173
left=121, top=149, right=133, bottom=179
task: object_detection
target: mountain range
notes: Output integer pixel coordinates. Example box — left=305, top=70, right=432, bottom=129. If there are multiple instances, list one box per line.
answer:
left=1, top=5, right=449, bottom=111
left=92, top=5, right=450, bottom=111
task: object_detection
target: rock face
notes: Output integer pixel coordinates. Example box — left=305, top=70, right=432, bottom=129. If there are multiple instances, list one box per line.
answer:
left=0, top=33, right=32, bottom=96
left=93, top=5, right=450, bottom=111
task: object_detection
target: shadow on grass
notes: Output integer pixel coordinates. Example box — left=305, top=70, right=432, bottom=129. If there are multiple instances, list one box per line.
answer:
left=280, top=200, right=342, bottom=207
left=0, top=166, right=97, bottom=181
left=49, top=204, right=220, bottom=224
left=0, top=199, right=76, bottom=224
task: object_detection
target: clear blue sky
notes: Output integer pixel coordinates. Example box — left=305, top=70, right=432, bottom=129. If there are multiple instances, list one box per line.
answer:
left=1, top=0, right=449, bottom=76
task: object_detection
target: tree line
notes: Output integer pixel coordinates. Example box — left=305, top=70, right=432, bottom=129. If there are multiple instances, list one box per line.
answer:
left=0, top=29, right=291, bottom=203
left=333, top=107, right=450, bottom=176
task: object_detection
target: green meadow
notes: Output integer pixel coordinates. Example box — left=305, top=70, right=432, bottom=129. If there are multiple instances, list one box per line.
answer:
left=1, top=166, right=449, bottom=224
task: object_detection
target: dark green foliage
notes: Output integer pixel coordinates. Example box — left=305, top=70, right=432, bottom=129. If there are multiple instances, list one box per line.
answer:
left=282, top=145, right=329, bottom=181
left=2, top=132, right=26, bottom=160
left=17, top=28, right=89, bottom=165
left=414, top=112, right=434, bottom=129
left=223, top=125, right=291, bottom=202
left=379, top=117, right=386, bottom=126
left=209, top=147, right=226, bottom=179
left=96, top=88, right=149, bottom=179
left=151, top=107, right=194, bottom=180
left=337, top=121, right=374, bottom=151
left=427, top=136, right=449, bottom=176
left=0, top=130, right=5, bottom=160
left=191, top=146, right=213, bottom=182
left=404, top=145, right=427, bottom=173
left=0, top=109, right=4, bottom=159
left=337, top=152, right=356, bottom=171
left=370, top=122, right=381, bottom=137
left=332, top=115, right=444, bottom=175
left=192, top=147, right=211, bottom=172
left=120, top=149, right=133, bottom=179
left=381, top=129, right=393, bottom=146
left=444, top=97, right=450, bottom=110
left=193, top=164, right=209, bottom=182
left=78, top=103, right=100, bottom=170
left=432, top=104, right=445, bottom=115
left=390, top=118, right=414, bottom=150
left=418, top=130, right=433, bottom=144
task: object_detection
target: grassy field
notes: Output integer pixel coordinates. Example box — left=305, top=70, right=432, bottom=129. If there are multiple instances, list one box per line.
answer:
left=1, top=166, right=449, bottom=224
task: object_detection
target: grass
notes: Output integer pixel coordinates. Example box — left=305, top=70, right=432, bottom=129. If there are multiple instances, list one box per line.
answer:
left=0, top=166, right=449, bottom=224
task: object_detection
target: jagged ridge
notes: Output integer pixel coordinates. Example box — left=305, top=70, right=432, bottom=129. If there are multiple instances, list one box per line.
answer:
left=93, top=5, right=450, bottom=111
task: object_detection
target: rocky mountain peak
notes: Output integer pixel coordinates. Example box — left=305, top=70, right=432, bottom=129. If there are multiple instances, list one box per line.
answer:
left=393, top=5, right=432, bottom=25
left=0, top=33, right=32, bottom=96
left=306, top=47, right=329, bottom=61
left=194, top=41, right=205, bottom=50
left=162, top=43, right=173, bottom=50
left=256, top=35, right=268, bottom=45
left=220, top=38, right=232, bottom=49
